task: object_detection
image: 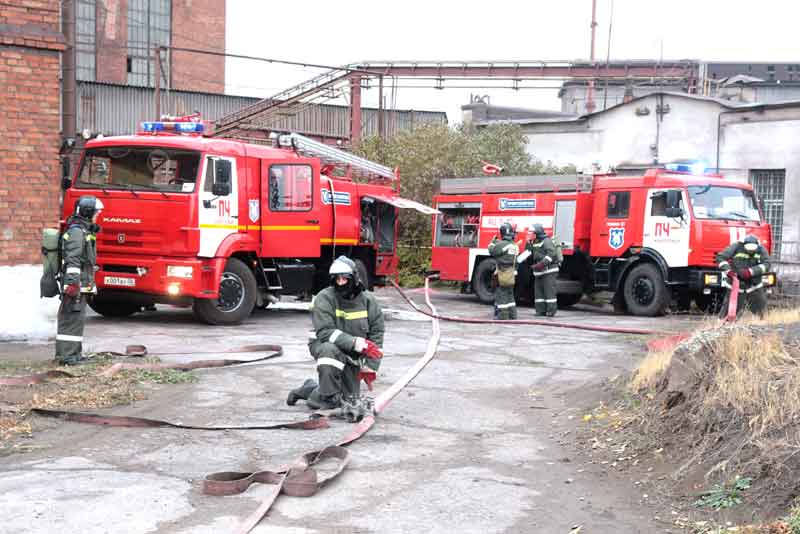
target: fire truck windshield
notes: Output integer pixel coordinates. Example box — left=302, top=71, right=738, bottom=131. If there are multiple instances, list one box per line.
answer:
left=76, top=147, right=202, bottom=193
left=688, top=185, right=761, bottom=222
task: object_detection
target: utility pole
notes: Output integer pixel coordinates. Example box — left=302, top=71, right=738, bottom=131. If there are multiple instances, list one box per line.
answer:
left=378, top=75, right=385, bottom=141
left=61, top=0, right=76, bottom=143
left=586, top=0, right=598, bottom=114
left=154, top=47, right=161, bottom=119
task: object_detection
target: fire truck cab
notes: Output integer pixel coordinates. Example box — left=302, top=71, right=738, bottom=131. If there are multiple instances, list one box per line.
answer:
left=431, top=169, right=776, bottom=316
left=61, top=122, right=436, bottom=325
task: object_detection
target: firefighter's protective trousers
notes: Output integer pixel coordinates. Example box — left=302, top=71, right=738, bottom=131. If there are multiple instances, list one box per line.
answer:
left=529, top=237, right=559, bottom=316
left=306, top=286, right=384, bottom=407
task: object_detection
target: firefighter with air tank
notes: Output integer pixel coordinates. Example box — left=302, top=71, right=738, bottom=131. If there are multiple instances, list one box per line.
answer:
left=488, top=222, right=519, bottom=320
left=717, top=234, right=771, bottom=318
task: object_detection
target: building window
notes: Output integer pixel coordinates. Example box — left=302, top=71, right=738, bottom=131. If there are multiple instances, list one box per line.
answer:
left=607, top=191, right=630, bottom=218
left=767, top=65, right=776, bottom=72
left=76, top=0, right=96, bottom=81
left=749, top=169, right=786, bottom=259
left=127, top=0, right=171, bottom=87
left=268, top=165, right=313, bottom=211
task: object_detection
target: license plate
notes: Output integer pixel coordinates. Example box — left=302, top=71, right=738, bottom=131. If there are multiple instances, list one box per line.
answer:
left=104, top=276, right=136, bottom=287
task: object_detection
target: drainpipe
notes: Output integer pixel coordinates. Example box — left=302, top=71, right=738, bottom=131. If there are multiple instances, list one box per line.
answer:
left=715, top=108, right=742, bottom=173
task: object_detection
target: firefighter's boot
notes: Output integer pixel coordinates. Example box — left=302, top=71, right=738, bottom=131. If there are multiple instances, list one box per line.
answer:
left=286, top=379, right=318, bottom=406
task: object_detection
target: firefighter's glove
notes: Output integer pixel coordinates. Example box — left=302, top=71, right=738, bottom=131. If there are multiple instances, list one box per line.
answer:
left=64, top=284, right=80, bottom=298
left=724, top=269, right=736, bottom=281
left=738, top=267, right=753, bottom=280
left=354, top=337, right=383, bottom=360
left=532, top=262, right=546, bottom=272
left=358, top=367, right=377, bottom=391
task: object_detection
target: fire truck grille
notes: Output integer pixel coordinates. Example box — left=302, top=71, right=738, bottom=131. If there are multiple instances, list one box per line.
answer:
left=103, top=264, right=138, bottom=274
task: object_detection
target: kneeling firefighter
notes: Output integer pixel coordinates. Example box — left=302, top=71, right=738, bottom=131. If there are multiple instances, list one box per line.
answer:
left=488, top=222, right=519, bottom=320
left=716, top=234, right=771, bottom=318
left=287, top=256, right=385, bottom=419
left=527, top=224, right=559, bottom=317
left=55, top=195, right=103, bottom=365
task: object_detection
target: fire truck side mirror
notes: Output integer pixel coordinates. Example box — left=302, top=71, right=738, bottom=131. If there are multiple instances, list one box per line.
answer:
left=60, top=158, right=72, bottom=190
left=664, top=190, right=684, bottom=218
left=212, top=159, right=232, bottom=196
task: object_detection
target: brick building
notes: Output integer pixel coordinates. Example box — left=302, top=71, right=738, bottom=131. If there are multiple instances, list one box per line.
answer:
left=0, top=0, right=65, bottom=265
left=79, top=0, right=225, bottom=92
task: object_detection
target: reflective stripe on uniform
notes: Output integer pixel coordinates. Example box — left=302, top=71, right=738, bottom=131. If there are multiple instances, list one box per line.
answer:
left=66, top=267, right=81, bottom=274
left=329, top=329, right=343, bottom=343
left=544, top=256, right=552, bottom=263
left=534, top=268, right=559, bottom=276
left=308, top=331, right=317, bottom=341
left=746, top=283, right=765, bottom=293
left=734, top=252, right=760, bottom=259
left=530, top=242, right=543, bottom=248
left=86, top=235, right=96, bottom=242
left=718, top=261, right=730, bottom=269
left=754, top=264, right=766, bottom=275
left=534, top=299, right=545, bottom=302
left=56, top=334, right=83, bottom=342
left=497, top=302, right=516, bottom=309
left=545, top=298, right=557, bottom=303
left=316, top=357, right=345, bottom=370
left=335, top=309, right=368, bottom=320
left=502, top=244, right=519, bottom=254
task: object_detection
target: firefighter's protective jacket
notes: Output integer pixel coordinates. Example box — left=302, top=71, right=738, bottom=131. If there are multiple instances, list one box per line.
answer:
left=310, top=286, right=385, bottom=370
left=716, top=242, right=771, bottom=290
left=527, top=237, right=560, bottom=276
left=488, top=237, right=519, bottom=268
left=61, top=216, right=98, bottom=293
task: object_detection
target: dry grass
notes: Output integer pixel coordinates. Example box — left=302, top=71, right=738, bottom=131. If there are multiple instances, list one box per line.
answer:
left=630, top=348, right=674, bottom=390
left=705, top=331, right=800, bottom=439
left=746, top=308, right=800, bottom=326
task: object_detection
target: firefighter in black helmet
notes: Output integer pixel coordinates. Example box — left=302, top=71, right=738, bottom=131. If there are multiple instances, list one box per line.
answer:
left=488, top=222, right=519, bottom=320
left=527, top=223, right=560, bottom=317
left=55, top=195, right=103, bottom=365
left=716, top=234, right=771, bottom=318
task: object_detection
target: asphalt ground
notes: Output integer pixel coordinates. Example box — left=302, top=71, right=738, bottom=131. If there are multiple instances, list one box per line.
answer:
left=0, top=287, right=699, bottom=534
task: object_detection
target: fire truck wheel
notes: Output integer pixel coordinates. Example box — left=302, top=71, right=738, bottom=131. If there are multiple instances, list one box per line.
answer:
left=472, top=258, right=498, bottom=304
left=622, top=262, right=669, bottom=317
left=353, top=259, right=372, bottom=290
left=193, top=258, right=257, bottom=325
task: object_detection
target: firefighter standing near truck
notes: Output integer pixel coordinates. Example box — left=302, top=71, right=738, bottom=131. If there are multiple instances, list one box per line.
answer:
left=527, top=224, right=560, bottom=317
left=55, top=196, right=103, bottom=365
left=488, top=222, right=519, bottom=320
left=716, top=234, right=771, bottom=318
left=286, top=256, right=385, bottom=418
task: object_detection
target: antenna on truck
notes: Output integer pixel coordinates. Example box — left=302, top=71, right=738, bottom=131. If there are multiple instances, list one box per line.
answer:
left=275, top=132, right=397, bottom=183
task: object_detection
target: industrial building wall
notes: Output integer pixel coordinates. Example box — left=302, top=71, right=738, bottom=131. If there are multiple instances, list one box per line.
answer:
left=0, top=0, right=65, bottom=266
left=524, top=94, right=724, bottom=172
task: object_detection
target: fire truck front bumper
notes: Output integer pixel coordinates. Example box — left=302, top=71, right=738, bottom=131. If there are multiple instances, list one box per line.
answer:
left=689, top=270, right=777, bottom=294
left=96, top=255, right=224, bottom=300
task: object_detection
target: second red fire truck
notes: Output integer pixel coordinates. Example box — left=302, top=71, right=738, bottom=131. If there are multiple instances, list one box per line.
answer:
left=61, top=122, right=436, bottom=325
left=430, top=169, right=776, bottom=316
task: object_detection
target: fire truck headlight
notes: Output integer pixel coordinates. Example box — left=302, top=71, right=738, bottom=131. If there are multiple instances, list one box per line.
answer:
left=766, top=273, right=776, bottom=286
left=167, top=283, right=181, bottom=296
left=167, top=265, right=193, bottom=279
left=704, top=274, right=719, bottom=285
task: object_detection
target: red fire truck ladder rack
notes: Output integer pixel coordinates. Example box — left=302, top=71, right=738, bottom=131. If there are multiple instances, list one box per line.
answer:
left=276, top=132, right=397, bottom=182
left=439, top=174, right=594, bottom=194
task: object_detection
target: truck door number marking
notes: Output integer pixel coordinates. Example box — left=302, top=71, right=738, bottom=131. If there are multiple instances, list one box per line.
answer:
left=218, top=199, right=230, bottom=218
left=729, top=227, right=747, bottom=244
left=654, top=222, right=671, bottom=237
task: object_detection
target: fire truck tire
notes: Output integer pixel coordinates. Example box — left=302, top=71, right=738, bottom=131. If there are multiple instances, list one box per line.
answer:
left=193, top=258, right=257, bottom=325
left=472, top=258, right=497, bottom=304
left=88, top=297, right=141, bottom=318
left=557, top=293, right=583, bottom=308
left=354, top=259, right=372, bottom=290
left=622, top=262, right=669, bottom=316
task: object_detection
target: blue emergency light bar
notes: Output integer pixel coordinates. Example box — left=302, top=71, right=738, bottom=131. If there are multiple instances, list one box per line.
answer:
left=141, top=121, right=205, bottom=134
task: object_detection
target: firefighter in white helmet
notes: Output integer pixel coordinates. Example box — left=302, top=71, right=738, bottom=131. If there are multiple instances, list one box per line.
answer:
left=716, top=234, right=771, bottom=318
left=55, top=195, right=104, bottom=365
left=287, top=255, right=385, bottom=417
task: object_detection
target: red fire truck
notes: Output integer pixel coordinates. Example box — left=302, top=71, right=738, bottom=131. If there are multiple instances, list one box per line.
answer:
left=430, top=169, right=776, bottom=316
left=61, top=122, right=436, bottom=324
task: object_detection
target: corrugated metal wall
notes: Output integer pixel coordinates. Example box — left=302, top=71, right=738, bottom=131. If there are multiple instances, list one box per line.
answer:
left=77, top=82, right=446, bottom=139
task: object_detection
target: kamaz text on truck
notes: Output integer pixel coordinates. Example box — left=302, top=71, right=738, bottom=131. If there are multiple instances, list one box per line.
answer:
left=430, top=169, right=776, bottom=316
left=60, top=121, right=436, bottom=325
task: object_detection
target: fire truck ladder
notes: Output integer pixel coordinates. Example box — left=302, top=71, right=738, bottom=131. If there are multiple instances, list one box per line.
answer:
left=276, top=132, right=396, bottom=181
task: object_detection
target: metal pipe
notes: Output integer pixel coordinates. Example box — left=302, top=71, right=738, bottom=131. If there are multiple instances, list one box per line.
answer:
left=154, top=47, right=161, bottom=119
left=61, top=0, right=76, bottom=141
left=586, top=0, right=598, bottom=113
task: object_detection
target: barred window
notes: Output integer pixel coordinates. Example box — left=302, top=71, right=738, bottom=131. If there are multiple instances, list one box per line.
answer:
left=127, top=0, right=171, bottom=87
left=76, top=0, right=96, bottom=81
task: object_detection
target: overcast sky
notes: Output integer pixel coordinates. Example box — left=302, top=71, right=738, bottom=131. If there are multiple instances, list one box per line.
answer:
left=224, top=0, right=798, bottom=122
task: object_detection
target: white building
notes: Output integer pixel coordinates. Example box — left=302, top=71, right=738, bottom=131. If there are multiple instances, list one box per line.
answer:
left=466, top=92, right=800, bottom=268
